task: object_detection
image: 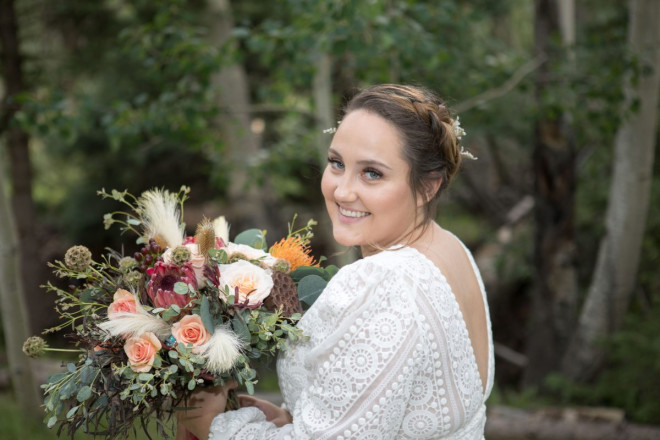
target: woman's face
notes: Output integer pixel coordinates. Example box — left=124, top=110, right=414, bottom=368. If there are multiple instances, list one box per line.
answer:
left=321, top=109, right=421, bottom=254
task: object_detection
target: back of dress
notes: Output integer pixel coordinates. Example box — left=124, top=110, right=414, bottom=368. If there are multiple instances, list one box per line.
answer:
left=276, top=246, right=494, bottom=439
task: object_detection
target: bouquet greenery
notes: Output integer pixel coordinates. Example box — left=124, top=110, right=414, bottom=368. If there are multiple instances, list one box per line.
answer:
left=23, top=186, right=337, bottom=438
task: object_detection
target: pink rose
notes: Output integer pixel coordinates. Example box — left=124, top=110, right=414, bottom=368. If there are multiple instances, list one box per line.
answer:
left=108, top=288, right=137, bottom=319
left=124, top=332, right=162, bottom=372
left=171, top=315, right=210, bottom=353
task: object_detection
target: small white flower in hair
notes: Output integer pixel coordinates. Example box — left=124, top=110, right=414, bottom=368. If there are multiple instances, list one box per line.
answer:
left=322, top=127, right=337, bottom=134
left=460, top=146, right=478, bottom=160
left=452, top=116, right=466, bottom=140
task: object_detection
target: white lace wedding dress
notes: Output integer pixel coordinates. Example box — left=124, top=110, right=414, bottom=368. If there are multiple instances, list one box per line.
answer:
left=209, top=245, right=494, bottom=439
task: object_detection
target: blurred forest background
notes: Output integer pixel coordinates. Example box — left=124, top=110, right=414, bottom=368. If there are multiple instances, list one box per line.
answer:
left=1, top=0, right=659, bottom=438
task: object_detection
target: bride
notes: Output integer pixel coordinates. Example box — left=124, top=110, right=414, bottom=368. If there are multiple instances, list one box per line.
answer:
left=179, top=84, right=494, bottom=439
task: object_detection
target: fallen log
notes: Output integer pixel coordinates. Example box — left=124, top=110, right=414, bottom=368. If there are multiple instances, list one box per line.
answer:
left=486, top=405, right=660, bottom=440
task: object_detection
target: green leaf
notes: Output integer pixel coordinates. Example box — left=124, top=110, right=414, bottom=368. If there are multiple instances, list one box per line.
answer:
left=187, top=379, right=196, bottom=391
left=234, top=229, right=267, bottom=250
left=91, top=395, right=108, bottom=410
left=232, top=314, right=251, bottom=343
left=245, top=381, right=254, bottom=395
left=174, top=282, right=189, bottom=295
left=76, top=386, right=92, bottom=402
left=290, top=265, right=325, bottom=282
left=138, top=373, right=154, bottom=382
left=66, top=406, right=79, bottom=419
left=66, top=363, right=77, bottom=373
left=200, top=296, right=214, bottom=333
left=297, top=275, right=327, bottom=306
left=47, top=416, right=58, bottom=429
left=168, top=350, right=179, bottom=359
left=80, top=366, right=95, bottom=385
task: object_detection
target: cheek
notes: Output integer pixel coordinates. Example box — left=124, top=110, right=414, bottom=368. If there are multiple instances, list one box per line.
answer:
left=320, top=167, right=334, bottom=202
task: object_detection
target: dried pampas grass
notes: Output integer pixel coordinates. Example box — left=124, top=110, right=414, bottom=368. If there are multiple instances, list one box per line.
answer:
left=200, top=326, right=242, bottom=374
left=138, top=189, right=184, bottom=249
left=213, top=216, right=230, bottom=245
left=98, top=306, right=170, bottom=340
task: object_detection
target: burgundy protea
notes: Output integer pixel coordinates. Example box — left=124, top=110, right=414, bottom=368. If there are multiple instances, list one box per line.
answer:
left=146, top=261, right=197, bottom=309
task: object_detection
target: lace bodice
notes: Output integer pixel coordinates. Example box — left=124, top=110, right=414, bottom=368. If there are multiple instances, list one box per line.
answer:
left=209, top=245, right=494, bottom=440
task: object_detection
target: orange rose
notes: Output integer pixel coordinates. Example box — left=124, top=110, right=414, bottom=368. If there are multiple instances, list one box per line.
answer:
left=171, top=315, right=210, bottom=353
left=124, top=332, right=161, bottom=372
left=108, top=288, right=137, bottom=319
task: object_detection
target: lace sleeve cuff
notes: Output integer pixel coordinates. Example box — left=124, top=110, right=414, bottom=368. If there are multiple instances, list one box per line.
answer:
left=208, top=407, right=268, bottom=440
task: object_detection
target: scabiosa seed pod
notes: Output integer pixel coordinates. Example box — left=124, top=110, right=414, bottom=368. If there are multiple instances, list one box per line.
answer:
left=124, top=270, right=143, bottom=287
left=272, top=259, right=292, bottom=274
left=170, top=245, right=192, bottom=266
left=227, top=253, right=248, bottom=264
left=64, top=245, right=92, bottom=271
left=23, top=336, right=48, bottom=358
left=119, top=256, right=138, bottom=273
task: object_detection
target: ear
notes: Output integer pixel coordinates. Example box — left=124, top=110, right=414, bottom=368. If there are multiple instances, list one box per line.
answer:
left=416, top=177, right=443, bottom=207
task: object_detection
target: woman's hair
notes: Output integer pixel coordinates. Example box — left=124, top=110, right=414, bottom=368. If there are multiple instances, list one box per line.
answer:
left=343, top=84, right=462, bottom=226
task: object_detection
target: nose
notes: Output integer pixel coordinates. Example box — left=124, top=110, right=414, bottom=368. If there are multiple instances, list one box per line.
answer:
left=334, top=174, right=357, bottom=202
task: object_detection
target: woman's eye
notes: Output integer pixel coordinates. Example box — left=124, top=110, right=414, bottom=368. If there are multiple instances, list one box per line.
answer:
left=328, top=157, right=344, bottom=170
left=364, top=169, right=382, bottom=180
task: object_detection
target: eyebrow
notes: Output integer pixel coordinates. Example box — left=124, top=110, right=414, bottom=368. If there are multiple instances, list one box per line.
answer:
left=328, top=148, right=392, bottom=170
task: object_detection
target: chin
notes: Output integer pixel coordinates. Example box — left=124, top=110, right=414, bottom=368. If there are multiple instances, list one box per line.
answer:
left=332, top=230, right=361, bottom=248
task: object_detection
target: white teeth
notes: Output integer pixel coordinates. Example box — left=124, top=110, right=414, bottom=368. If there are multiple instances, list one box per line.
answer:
left=339, top=207, right=370, bottom=218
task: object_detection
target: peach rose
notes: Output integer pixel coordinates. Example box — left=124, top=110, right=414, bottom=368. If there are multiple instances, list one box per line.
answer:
left=171, top=315, right=210, bottom=353
left=124, top=332, right=161, bottom=372
left=219, top=260, right=273, bottom=306
left=108, top=288, right=137, bottom=319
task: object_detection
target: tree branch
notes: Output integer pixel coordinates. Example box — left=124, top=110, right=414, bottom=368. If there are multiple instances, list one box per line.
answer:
left=454, top=56, right=546, bottom=113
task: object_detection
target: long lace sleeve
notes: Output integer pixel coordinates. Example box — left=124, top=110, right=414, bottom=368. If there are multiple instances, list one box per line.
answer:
left=208, top=256, right=432, bottom=440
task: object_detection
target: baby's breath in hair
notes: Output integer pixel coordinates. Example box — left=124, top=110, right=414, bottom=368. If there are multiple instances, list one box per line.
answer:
left=452, top=116, right=477, bottom=160
left=452, top=117, right=466, bottom=140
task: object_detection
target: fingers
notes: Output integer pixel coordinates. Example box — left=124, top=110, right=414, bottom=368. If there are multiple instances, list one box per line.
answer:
left=238, top=394, right=258, bottom=407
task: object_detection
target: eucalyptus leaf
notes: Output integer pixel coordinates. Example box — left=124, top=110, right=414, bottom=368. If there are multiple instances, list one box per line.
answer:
left=47, top=416, right=58, bottom=429
left=174, top=282, right=189, bottom=295
left=232, top=314, right=251, bottom=343
left=76, top=386, right=92, bottom=402
left=297, top=274, right=327, bottom=306
left=200, top=296, right=214, bottom=333
left=234, top=229, right=267, bottom=250
left=66, top=406, right=79, bottom=419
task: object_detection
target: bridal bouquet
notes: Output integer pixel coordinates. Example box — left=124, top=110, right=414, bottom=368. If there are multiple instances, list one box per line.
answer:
left=24, top=186, right=336, bottom=438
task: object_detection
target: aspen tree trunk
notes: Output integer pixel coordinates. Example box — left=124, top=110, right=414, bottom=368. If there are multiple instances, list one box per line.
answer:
left=207, top=0, right=274, bottom=232
left=561, top=0, right=660, bottom=381
left=0, top=178, right=41, bottom=414
left=0, top=0, right=46, bottom=335
left=524, top=0, right=578, bottom=387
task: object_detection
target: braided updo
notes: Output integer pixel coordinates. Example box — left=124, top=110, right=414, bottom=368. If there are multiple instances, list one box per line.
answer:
left=344, top=84, right=462, bottom=224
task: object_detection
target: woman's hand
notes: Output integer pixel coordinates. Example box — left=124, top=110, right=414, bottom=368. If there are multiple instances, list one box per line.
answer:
left=177, top=381, right=238, bottom=440
left=239, top=395, right=292, bottom=427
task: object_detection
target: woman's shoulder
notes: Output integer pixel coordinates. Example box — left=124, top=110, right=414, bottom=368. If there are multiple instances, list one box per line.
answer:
left=329, top=247, right=433, bottom=290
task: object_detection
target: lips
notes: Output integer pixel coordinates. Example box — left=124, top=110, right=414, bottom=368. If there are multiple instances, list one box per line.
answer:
left=338, top=206, right=370, bottom=218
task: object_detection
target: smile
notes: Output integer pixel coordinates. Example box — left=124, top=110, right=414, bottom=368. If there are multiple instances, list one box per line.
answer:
left=339, top=206, right=371, bottom=218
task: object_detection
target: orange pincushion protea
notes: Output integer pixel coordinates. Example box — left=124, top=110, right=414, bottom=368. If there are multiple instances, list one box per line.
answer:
left=269, top=237, right=319, bottom=272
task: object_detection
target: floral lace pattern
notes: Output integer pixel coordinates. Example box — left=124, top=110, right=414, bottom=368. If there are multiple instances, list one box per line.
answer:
left=210, top=246, right=493, bottom=440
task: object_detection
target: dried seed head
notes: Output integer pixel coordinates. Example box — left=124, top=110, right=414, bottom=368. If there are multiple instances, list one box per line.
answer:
left=64, top=245, right=92, bottom=271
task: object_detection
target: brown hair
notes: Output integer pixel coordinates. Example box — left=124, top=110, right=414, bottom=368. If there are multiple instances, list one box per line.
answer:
left=344, top=84, right=462, bottom=226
